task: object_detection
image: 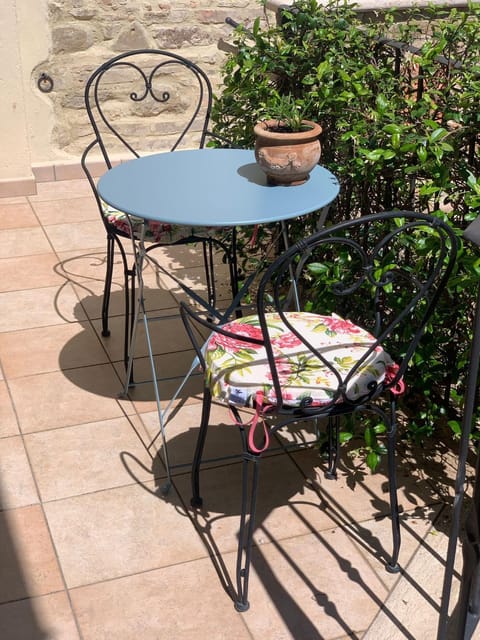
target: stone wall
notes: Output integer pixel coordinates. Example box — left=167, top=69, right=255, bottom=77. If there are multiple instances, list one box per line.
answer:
left=34, top=0, right=263, bottom=160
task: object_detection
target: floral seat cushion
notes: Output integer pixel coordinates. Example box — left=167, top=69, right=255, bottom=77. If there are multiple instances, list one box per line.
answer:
left=102, top=202, right=214, bottom=243
left=205, top=312, right=399, bottom=408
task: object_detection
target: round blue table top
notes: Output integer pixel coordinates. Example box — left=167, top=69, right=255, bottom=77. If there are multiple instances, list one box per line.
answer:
left=97, top=148, right=339, bottom=227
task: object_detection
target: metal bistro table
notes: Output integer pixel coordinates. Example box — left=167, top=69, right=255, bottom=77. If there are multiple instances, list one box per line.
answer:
left=97, top=147, right=340, bottom=488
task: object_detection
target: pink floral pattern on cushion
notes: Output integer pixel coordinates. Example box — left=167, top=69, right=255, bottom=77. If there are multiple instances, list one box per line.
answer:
left=205, top=312, right=397, bottom=408
left=102, top=202, right=214, bottom=243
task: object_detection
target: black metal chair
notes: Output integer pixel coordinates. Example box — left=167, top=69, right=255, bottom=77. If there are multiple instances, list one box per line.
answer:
left=180, top=210, right=458, bottom=611
left=81, top=49, right=234, bottom=372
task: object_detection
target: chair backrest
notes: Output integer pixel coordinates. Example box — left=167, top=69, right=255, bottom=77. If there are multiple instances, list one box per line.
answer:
left=82, top=49, right=213, bottom=172
left=255, top=210, right=458, bottom=409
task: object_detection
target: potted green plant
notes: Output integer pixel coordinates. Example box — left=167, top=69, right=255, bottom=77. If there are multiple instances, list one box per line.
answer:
left=254, top=93, right=322, bottom=186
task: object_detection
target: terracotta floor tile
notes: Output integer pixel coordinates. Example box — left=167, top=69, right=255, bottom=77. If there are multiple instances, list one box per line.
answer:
left=24, top=415, right=155, bottom=501
left=174, top=453, right=340, bottom=557
left=363, top=506, right=461, bottom=640
left=158, top=263, right=234, bottom=306
left=31, top=196, right=99, bottom=225
left=70, top=560, right=251, bottom=640
left=291, top=445, right=441, bottom=526
left=0, top=253, right=66, bottom=293
left=136, top=279, right=182, bottom=314
left=115, top=368, right=186, bottom=408
left=55, top=248, right=113, bottom=284
left=43, top=481, right=207, bottom=588
left=0, top=436, right=39, bottom=509
left=400, top=437, right=461, bottom=502
left=0, top=195, right=28, bottom=205
left=235, top=528, right=388, bottom=639
left=124, top=361, right=204, bottom=415
left=43, top=220, right=106, bottom=253
left=141, top=401, right=278, bottom=476
left=345, top=504, right=443, bottom=591
left=0, top=505, right=64, bottom=602
left=0, top=227, right=51, bottom=259
left=146, top=242, right=212, bottom=270
left=100, top=315, right=193, bottom=364
left=0, top=322, right=109, bottom=379
left=71, top=280, right=126, bottom=324
left=0, top=283, right=86, bottom=332
left=0, top=202, right=38, bottom=230
left=0, top=381, right=19, bottom=437
left=8, top=364, right=131, bottom=433
left=78, top=282, right=177, bottom=326
left=28, top=179, right=92, bottom=202
left=0, top=592, right=80, bottom=640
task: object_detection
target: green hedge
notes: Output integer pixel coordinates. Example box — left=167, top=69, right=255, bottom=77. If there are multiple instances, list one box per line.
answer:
left=211, top=0, right=480, bottom=459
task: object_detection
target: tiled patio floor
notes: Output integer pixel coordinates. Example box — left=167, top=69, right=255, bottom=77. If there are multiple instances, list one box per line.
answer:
left=0, top=178, right=470, bottom=639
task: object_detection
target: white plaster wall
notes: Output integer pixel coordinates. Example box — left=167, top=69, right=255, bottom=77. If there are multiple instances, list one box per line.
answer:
left=0, top=0, right=34, bottom=190
left=16, top=0, right=54, bottom=167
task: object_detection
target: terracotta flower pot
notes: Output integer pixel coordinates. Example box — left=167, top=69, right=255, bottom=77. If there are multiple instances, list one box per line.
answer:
left=254, top=119, right=322, bottom=186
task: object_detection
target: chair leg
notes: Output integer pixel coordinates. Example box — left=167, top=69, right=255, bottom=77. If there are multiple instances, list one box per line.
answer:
left=123, top=241, right=173, bottom=490
left=125, top=262, right=136, bottom=375
left=102, top=233, right=136, bottom=385
left=102, top=235, right=115, bottom=337
left=191, top=387, right=212, bottom=508
left=202, top=238, right=217, bottom=309
left=203, top=230, right=239, bottom=311
left=325, top=415, right=340, bottom=480
left=229, top=227, right=240, bottom=302
left=190, top=396, right=260, bottom=611
left=103, top=231, right=135, bottom=377
left=386, top=399, right=401, bottom=573
left=235, top=443, right=261, bottom=612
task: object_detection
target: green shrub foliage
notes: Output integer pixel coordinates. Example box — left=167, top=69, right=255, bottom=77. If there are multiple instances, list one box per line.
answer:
left=211, top=0, right=480, bottom=464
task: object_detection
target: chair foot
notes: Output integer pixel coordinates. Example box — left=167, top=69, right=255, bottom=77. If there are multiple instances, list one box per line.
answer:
left=190, top=496, right=203, bottom=508
left=160, top=481, right=171, bottom=496
left=386, top=561, right=401, bottom=574
left=324, top=470, right=337, bottom=480
left=234, top=600, right=250, bottom=612
left=101, top=329, right=111, bottom=337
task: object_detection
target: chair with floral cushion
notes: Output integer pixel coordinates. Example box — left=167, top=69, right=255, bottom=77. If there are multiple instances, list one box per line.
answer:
left=180, top=210, right=458, bottom=611
left=81, top=49, right=234, bottom=371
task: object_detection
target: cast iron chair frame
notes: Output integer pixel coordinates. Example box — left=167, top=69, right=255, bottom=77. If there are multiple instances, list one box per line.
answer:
left=81, top=48, right=235, bottom=370
left=180, top=210, right=458, bottom=611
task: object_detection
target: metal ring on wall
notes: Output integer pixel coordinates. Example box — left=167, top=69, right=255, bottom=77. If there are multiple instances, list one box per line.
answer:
left=38, top=73, right=54, bottom=93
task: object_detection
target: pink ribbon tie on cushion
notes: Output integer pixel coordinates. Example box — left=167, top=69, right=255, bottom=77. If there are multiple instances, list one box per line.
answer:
left=229, top=390, right=272, bottom=454
left=249, top=224, right=259, bottom=248
left=247, top=391, right=273, bottom=454
left=385, top=363, right=406, bottom=396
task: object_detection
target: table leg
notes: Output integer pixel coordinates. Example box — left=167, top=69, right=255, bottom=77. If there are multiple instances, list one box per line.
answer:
left=122, top=223, right=173, bottom=493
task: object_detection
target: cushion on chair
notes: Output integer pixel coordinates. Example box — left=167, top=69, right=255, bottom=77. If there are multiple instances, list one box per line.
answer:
left=102, top=202, right=214, bottom=243
left=205, top=312, right=398, bottom=408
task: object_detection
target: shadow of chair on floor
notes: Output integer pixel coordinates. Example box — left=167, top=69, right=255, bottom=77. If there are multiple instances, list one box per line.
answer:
left=118, top=418, right=457, bottom=637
